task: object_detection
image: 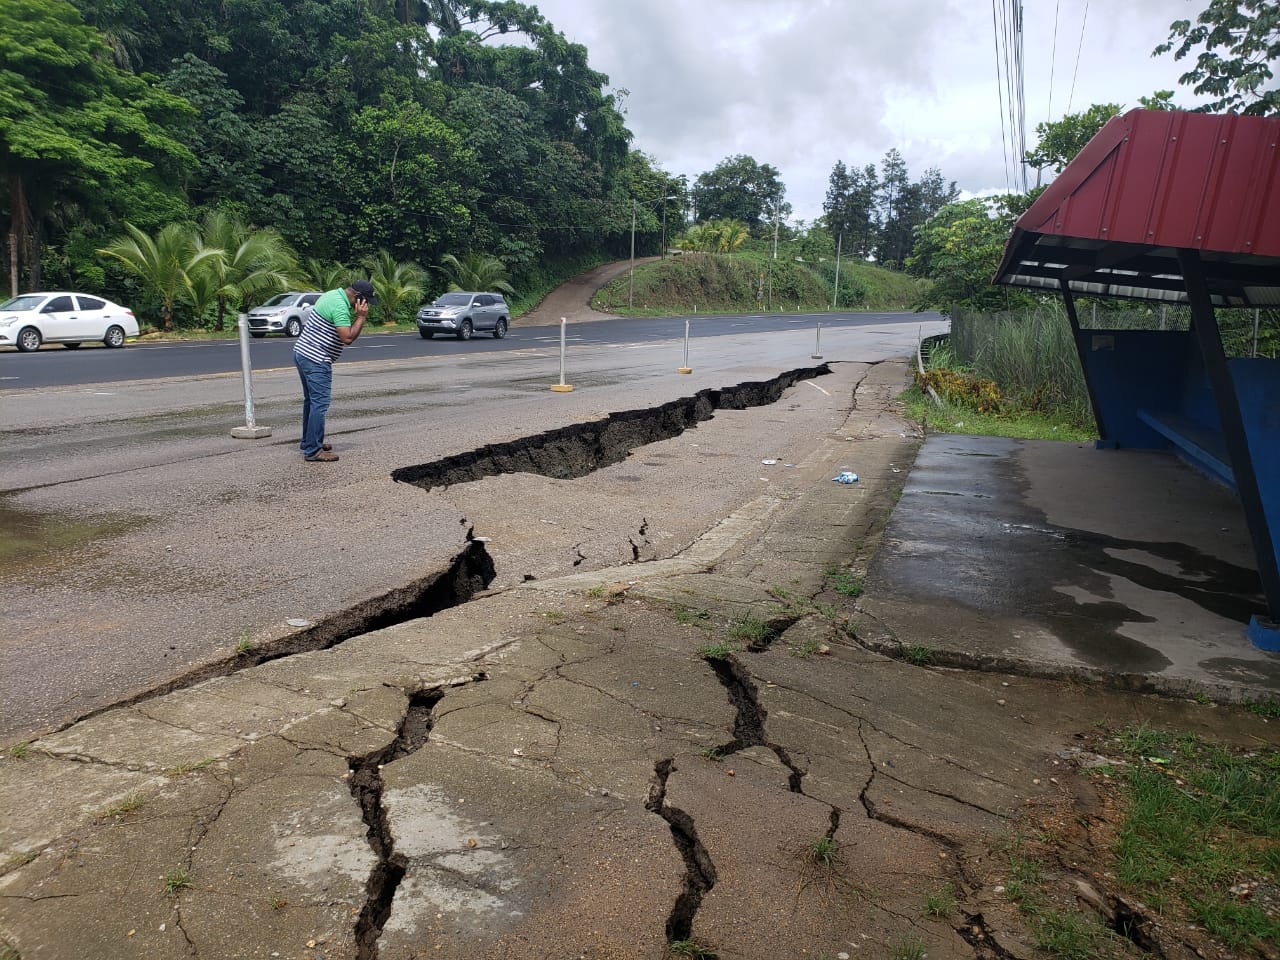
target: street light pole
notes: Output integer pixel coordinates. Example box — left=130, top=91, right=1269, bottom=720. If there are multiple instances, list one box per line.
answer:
left=629, top=200, right=637, bottom=310
left=630, top=195, right=679, bottom=310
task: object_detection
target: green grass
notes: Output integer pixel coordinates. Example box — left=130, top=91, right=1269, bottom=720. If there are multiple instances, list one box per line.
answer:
left=98, top=792, right=146, bottom=819
left=1244, top=698, right=1280, bottom=719
left=889, top=937, right=927, bottom=960
left=901, top=386, right=1095, bottom=442
left=700, top=746, right=726, bottom=762
left=926, top=884, right=956, bottom=917
left=1109, top=727, right=1280, bottom=947
left=6, top=742, right=32, bottom=760
left=790, top=637, right=825, bottom=659
left=900, top=644, right=933, bottom=666
left=825, top=567, right=863, bottom=598
left=698, top=641, right=739, bottom=661
left=164, top=868, right=193, bottom=895
left=809, top=835, right=840, bottom=867
left=726, top=615, right=773, bottom=646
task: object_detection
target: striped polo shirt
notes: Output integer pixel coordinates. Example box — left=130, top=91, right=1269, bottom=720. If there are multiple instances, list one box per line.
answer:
left=293, top=288, right=352, bottom=364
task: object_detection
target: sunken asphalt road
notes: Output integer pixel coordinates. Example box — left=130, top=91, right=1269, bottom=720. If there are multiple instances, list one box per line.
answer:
left=1, top=317, right=1277, bottom=959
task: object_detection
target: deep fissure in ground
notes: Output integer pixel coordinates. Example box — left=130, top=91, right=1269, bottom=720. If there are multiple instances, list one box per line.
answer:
left=391, top=365, right=830, bottom=490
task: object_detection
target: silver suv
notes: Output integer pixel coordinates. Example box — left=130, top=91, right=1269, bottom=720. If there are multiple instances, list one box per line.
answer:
left=246, top=291, right=321, bottom=338
left=416, top=292, right=509, bottom=340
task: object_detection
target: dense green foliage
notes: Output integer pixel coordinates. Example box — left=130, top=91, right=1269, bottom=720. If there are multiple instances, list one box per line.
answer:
left=1155, top=0, right=1280, bottom=115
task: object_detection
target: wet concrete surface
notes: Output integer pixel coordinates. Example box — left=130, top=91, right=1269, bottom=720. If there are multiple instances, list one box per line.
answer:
left=860, top=433, right=1280, bottom=699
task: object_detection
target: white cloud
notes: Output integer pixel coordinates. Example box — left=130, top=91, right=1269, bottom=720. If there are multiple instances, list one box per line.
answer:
left=528, top=0, right=1204, bottom=223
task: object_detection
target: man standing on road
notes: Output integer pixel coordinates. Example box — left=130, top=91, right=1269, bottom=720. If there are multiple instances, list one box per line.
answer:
left=293, top=280, right=375, bottom=462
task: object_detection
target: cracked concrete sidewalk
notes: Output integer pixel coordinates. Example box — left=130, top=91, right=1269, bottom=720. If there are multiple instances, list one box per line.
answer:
left=1, top=361, right=1276, bottom=960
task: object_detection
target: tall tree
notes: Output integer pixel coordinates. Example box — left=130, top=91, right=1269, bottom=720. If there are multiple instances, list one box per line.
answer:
left=876, top=149, right=914, bottom=269
left=97, top=221, right=219, bottom=330
left=191, top=210, right=296, bottom=331
left=1154, top=0, right=1279, bottom=115
left=691, top=155, right=787, bottom=229
left=1, top=0, right=193, bottom=293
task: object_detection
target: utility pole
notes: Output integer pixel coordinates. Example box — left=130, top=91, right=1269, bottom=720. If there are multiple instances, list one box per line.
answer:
left=832, top=232, right=843, bottom=310
left=767, top=203, right=780, bottom=310
left=628, top=200, right=636, bottom=310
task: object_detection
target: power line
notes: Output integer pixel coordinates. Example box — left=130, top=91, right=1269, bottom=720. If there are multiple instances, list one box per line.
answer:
left=991, top=0, right=1012, bottom=193
left=1067, top=0, right=1090, bottom=115
left=1047, top=0, right=1061, bottom=125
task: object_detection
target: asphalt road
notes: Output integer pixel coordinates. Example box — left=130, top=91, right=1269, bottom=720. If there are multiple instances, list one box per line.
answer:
left=0, top=315, right=947, bottom=740
left=0, top=311, right=940, bottom=389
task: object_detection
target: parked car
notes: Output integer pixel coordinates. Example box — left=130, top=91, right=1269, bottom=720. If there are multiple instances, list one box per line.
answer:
left=246, top=291, right=321, bottom=338
left=0, top=292, right=139, bottom=352
left=415, top=292, right=509, bottom=340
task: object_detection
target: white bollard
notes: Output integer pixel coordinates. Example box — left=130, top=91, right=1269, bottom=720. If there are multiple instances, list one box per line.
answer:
left=550, top=317, right=574, bottom=392
left=231, top=316, right=271, bottom=438
left=678, top=317, right=692, bottom=374
left=811, top=321, right=823, bottom=360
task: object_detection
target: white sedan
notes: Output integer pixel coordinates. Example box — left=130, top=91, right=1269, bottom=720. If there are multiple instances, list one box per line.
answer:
left=0, top=292, right=140, bottom=352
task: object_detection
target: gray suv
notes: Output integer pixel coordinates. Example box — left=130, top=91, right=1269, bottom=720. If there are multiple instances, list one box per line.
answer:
left=416, top=292, right=509, bottom=340
left=246, top=291, right=321, bottom=338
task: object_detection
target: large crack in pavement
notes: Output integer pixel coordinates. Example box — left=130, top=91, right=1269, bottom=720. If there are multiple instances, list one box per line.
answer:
left=644, top=758, right=717, bottom=943
left=346, top=679, right=485, bottom=960
left=390, top=365, right=830, bottom=489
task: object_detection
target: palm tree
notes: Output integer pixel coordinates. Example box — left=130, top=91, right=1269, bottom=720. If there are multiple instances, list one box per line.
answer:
left=193, top=211, right=297, bottom=330
left=363, top=249, right=426, bottom=325
left=299, top=258, right=351, bottom=293
left=437, top=252, right=515, bottom=296
left=97, top=222, right=217, bottom=331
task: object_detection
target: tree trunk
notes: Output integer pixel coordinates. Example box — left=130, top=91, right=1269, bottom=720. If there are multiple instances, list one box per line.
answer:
left=216, top=294, right=226, bottom=332
left=8, top=173, right=29, bottom=297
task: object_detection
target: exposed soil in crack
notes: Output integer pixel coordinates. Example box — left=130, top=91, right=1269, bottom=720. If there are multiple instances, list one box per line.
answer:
left=347, top=684, right=473, bottom=960
left=707, top=655, right=805, bottom=791
left=390, top=365, right=830, bottom=490
left=645, top=758, right=717, bottom=943
left=58, top=537, right=496, bottom=734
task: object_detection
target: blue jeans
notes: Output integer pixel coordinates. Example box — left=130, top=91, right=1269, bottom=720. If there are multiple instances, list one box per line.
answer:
left=294, top=353, right=332, bottom=457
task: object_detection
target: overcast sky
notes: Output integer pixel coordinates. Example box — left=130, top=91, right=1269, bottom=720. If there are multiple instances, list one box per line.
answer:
left=528, top=0, right=1207, bottom=224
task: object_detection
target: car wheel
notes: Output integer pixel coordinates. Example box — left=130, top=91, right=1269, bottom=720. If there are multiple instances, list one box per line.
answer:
left=63, top=342, right=82, bottom=350
left=103, top=325, right=126, bottom=348
left=250, top=332, right=266, bottom=339
left=16, top=327, right=42, bottom=352
left=419, top=330, right=434, bottom=340
left=457, top=319, right=473, bottom=341
left=286, top=317, right=302, bottom=337
left=493, top=318, right=508, bottom=339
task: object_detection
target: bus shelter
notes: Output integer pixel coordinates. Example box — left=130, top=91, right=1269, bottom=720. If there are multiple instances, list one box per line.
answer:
left=993, top=108, right=1280, bottom=649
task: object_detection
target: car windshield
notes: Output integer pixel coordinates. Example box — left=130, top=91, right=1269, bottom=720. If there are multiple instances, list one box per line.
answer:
left=260, top=293, right=299, bottom=307
left=0, top=295, right=46, bottom=312
left=434, top=294, right=472, bottom=306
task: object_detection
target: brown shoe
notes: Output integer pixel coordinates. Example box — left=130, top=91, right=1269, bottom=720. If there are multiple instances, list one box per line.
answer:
left=305, top=451, right=339, bottom=462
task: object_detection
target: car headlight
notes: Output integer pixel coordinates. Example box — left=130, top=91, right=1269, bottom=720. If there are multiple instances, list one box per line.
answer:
left=0, top=315, right=19, bottom=327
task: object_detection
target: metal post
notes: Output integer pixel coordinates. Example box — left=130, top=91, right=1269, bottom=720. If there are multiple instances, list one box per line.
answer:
left=812, top=321, right=823, bottom=360
left=550, top=317, right=574, bottom=392
left=832, top=232, right=842, bottom=310
left=628, top=201, right=636, bottom=310
left=1253, top=308, right=1261, bottom=357
left=678, top=318, right=692, bottom=374
left=231, top=316, right=271, bottom=438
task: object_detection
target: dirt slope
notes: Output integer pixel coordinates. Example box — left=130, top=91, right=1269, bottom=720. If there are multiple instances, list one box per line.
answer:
left=514, top=257, right=658, bottom=326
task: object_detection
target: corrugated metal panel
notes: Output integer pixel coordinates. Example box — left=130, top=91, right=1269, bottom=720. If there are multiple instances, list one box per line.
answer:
left=995, top=110, right=1280, bottom=305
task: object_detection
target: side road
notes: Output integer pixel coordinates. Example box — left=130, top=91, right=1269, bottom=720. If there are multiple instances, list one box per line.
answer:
left=1, top=362, right=1274, bottom=960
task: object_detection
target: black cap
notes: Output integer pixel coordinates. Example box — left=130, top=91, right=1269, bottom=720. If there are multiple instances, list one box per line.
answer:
left=350, top=280, right=378, bottom=303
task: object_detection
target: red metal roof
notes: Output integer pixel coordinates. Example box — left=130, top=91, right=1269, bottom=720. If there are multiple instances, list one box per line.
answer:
left=995, top=109, right=1280, bottom=306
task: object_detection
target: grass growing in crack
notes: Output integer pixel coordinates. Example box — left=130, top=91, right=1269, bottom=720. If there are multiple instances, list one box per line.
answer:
left=791, top=637, right=825, bottom=658
left=270, top=897, right=288, bottom=910
left=889, top=937, right=926, bottom=960
left=698, top=641, right=739, bottom=661
left=3, top=850, right=39, bottom=872
left=673, top=604, right=712, bottom=628
left=164, top=758, right=216, bottom=777
left=926, top=884, right=957, bottom=917
left=235, top=635, right=256, bottom=656
left=825, top=566, right=864, bottom=598
left=164, top=868, right=193, bottom=895
left=6, top=742, right=32, bottom=759
left=537, top=608, right=568, bottom=623
left=700, top=746, right=726, bottom=762
left=583, top=584, right=607, bottom=599
left=900, top=644, right=933, bottom=666
left=726, top=615, right=772, bottom=646
left=1243, top=697, right=1280, bottom=719
left=1107, top=725, right=1280, bottom=948
left=668, top=941, right=718, bottom=959
left=98, top=793, right=146, bottom=819
left=0, top=943, right=19, bottom=960
left=809, top=835, right=840, bottom=867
